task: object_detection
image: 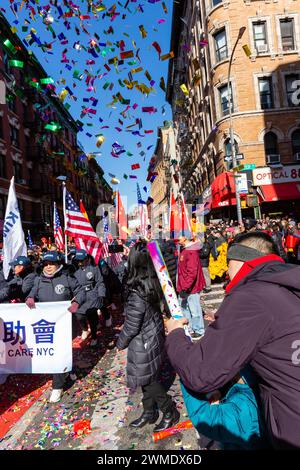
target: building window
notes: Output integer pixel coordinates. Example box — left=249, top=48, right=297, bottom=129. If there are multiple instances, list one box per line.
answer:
left=224, top=139, right=239, bottom=170
left=13, top=161, right=22, bottom=183
left=214, top=28, right=228, bottom=62
left=253, top=22, right=268, bottom=53
left=219, top=84, right=233, bottom=116
left=0, top=155, right=6, bottom=178
left=18, top=199, right=24, bottom=219
left=285, top=74, right=300, bottom=107
left=10, top=125, right=19, bottom=147
left=264, top=132, right=278, bottom=156
left=292, top=130, right=300, bottom=157
left=280, top=18, right=295, bottom=51
left=0, top=195, right=6, bottom=219
left=224, top=139, right=239, bottom=157
left=259, top=77, right=274, bottom=109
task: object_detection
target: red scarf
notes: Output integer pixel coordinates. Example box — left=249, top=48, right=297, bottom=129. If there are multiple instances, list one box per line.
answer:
left=225, top=254, right=284, bottom=294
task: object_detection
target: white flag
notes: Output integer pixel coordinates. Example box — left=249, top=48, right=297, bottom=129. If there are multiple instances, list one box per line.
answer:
left=3, top=177, right=27, bottom=279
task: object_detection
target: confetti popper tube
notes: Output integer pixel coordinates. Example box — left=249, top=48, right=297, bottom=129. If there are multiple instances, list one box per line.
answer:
left=147, top=241, right=183, bottom=320
left=152, top=420, right=193, bottom=442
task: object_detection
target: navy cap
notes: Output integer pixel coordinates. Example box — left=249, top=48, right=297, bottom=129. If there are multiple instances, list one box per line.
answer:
left=74, top=249, right=88, bottom=261
left=9, top=256, right=31, bottom=267
left=42, top=251, right=62, bottom=263
left=68, top=247, right=77, bottom=255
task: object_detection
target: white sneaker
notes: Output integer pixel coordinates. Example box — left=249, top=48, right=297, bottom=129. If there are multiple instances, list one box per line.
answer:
left=81, top=330, right=90, bottom=341
left=105, top=317, right=112, bottom=327
left=90, top=339, right=98, bottom=347
left=49, top=389, right=63, bottom=403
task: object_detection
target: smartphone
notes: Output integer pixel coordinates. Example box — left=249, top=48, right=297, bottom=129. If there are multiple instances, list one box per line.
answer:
left=108, top=245, right=124, bottom=254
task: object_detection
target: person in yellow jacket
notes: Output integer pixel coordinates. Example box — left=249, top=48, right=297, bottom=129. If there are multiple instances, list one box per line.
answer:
left=208, top=231, right=228, bottom=280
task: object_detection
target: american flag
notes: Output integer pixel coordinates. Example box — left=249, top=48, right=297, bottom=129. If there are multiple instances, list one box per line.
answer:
left=101, top=211, right=110, bottom=259
left=53, top=202, right=64, bottom=251
left=65, top=190, right=102, bottom=264
left=101, top=210, right=122, bottom=269
left=27, top=230, right=33, bottom=249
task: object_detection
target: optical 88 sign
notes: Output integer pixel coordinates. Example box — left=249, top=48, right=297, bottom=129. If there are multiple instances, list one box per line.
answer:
left=253, top=165, right=300, bottom=185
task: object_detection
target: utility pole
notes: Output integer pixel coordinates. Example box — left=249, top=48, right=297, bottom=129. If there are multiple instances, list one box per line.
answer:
left=227, top=26, right=246, bottom=225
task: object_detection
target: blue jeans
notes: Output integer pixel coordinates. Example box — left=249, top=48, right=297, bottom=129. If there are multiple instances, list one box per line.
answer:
left=179, top=293, right=204, bottom=335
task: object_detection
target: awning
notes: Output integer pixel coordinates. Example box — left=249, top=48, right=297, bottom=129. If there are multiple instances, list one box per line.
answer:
left=211, top=172, right=237, bottom=208
left=259, top=182, right=300, bottom=202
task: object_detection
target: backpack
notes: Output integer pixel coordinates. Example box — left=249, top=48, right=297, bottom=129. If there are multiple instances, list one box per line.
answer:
left=201, top=243, right=210, bottom=259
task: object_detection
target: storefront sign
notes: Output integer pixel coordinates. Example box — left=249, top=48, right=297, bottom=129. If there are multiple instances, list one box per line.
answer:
left=218, top=201, right=229, bottom=207
left=253, top=166, right=300, bottom=186
left=235, top=173, right=248, bottom=194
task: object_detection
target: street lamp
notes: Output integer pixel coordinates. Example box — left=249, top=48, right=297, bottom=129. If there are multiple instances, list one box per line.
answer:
left=227, top=26, right=246, bottom=225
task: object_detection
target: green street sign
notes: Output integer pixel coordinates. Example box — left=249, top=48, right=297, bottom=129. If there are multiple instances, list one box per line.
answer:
left=243, top=164, right=256, bottom=170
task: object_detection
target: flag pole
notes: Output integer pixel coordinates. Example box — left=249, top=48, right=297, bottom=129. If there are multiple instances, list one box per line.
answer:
left=62, top=182, right=68, bottom=264
left=168, top=189, right=172, bottom=239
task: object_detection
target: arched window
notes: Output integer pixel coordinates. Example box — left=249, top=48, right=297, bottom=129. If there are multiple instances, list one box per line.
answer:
left=264, top=132, right=278, bottom=156
left=291, top=130, right=300, bottom=156
left=224, top=138, right=239, bottom=157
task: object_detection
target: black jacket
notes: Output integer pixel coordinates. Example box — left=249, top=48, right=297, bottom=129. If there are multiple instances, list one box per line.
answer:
left=199, top=242, right=211, bottom=268
left=160, top=241, right=177, bottom=289
left=98, top=259, right=122, bottom=302
left=28, top=267, right=85, bottom=304
left=272, top=232, right=287, bottom=260
left=0, top=269, right=36, bottom=303
left=117, top=288, right=165, bottom=389
left=73, top=264, right=106, bottom=314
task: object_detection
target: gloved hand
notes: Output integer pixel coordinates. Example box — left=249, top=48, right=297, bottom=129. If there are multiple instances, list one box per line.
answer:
left=68, top=301, right=79, bottom=314
left=26, top=297, right=36, bottom=309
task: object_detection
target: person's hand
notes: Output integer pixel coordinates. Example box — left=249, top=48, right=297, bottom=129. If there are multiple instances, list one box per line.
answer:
left=68, top=301, right=79, bottom=314
left=25, top=297, right=36, bottom=309
left=165, top=317, right=188, bottom=335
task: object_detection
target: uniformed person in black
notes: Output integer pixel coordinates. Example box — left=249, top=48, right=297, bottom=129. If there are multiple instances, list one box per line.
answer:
left=73, top=249, right=106, bottom=347
left=0, top=256, right=36, bottom=303
left=26, top=251, right=85, bottom=403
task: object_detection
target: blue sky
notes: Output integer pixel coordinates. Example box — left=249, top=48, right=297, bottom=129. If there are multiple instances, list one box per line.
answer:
left=4, top=0, right=173, bottom=209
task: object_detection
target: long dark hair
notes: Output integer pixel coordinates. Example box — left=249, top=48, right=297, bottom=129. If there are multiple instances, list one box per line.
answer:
left=126, top=241, right=162, bottom=304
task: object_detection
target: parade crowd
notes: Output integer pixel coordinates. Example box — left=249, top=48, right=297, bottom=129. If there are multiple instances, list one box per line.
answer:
left=1, top=214, right=300, bottom=448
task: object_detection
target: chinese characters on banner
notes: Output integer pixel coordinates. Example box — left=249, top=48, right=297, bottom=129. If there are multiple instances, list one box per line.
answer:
left=0, top=302, right=72, bottom=374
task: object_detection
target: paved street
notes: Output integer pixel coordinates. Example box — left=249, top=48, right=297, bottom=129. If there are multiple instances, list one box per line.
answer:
left=0, top=285, right=224, bottom=451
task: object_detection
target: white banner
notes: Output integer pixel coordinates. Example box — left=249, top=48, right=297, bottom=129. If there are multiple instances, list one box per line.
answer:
left=252, top=165, right=300, bottom=186
left=3, top=177, right=27, bottom=279
left=0, top=302, right=72, bottom=374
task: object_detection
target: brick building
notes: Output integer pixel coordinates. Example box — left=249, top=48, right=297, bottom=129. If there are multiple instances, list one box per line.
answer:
left=149, top=124, right=179, bottom=231
left=167, top=0, right=300, bottom=218
left=0, top=13, right=112, bottom=241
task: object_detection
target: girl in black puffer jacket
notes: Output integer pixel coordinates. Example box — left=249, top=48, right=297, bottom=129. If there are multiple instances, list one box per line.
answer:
left=117, top=241, right=179, bottom=432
